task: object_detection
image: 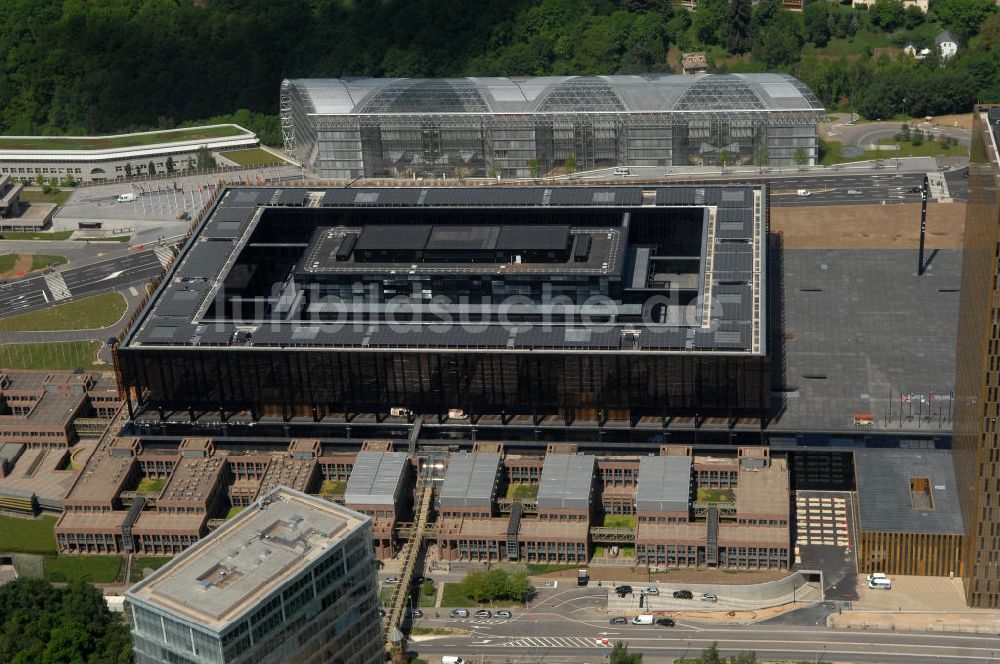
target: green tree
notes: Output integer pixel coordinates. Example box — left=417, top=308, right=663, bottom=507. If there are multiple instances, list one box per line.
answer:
left=754, top=145, right=769, bottom=166
left=41, top=623, right=91, bottom=664
left=165, top=156, right=175, bottom=173
left=691, top=0, right=728, bottom=46
left=980, top=14, right=1000, bottom=49
left=609, top=641, right=643, bottom=664
left=564, top=153, right=577, bottom=173
left=34, top=173, right=45, bottom=187
left=699, top=642, right=724, bottom=664
left=902, top=5, right=925, bottom=29
left=794, top=146, right=808, bottom=166
left=869, top=0, right=905, bottom=32
left=123, top=163, right=132, bottom=177
left=803, top=2, right=832, bottom=47
left=622, top=12, right=669, bottom=70
left=912, top=128, right=924, bottom=146
left=930, top=0, right=998, bottom=40
left=716, top=148, right=732, bottom=168
left=505, top=571, right=532, bottom=602
left=196, top=147, right=216, bottom=170
left=723, top=0, right=753, bottom=54
left=148, top=160, right=157, bottom=176
left=528, top=158, right=539, bottom=178
left=753, top=10, right=805, bottom=67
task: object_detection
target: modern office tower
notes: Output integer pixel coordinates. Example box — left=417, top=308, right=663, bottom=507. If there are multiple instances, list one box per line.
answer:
left=279, top=74, right=823, bottom=178
left=954, top=107, right=1000, bottom=607
left=125, top=486, right=383, bottom=664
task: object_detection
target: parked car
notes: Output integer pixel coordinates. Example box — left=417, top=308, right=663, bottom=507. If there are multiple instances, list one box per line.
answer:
left=383, top=576, right=399, bottom=585
left=378, top=608, right=386, bottom=617
left=909, top=186, right=923, bottom=193
left=847, top=189, right=862, bottom=195
left=613, top=167, right=631, bottom=177
left=495, top=610, right=513, bottom=619
left=672, top=590, right=693, bottom=599
left=656, top=618, right=676, bottom=627
left=410, top=608, right=424, bottom=618
left=609, top=616, right=628, bottom=625
left=796, top=189, right=811, bottom=197
left=449, top=609, right=469, bottom=618
left=701, top=593, right=718, bottom=603
left=642, top=586, right=659, bottom=596
left=615, top=585, right=633, bottom=596
left=474, top=609, right=492, bottom=618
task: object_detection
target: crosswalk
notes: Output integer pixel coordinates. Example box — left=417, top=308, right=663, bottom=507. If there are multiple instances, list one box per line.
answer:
left=43, top=272, right=71, bottom=301
left=496, top=636, right=606, bottom=649
left=153, top=245, right=175, bottom=268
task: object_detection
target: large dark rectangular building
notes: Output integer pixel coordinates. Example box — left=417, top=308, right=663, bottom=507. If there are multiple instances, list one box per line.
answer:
left=115, top=185, right=769, bottom=426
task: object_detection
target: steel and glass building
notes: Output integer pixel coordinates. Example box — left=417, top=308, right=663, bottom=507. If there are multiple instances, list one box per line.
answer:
left=953, top=107, right=1000, bottom=607
left=280, top=75, right=824, bottom=179
left=125, top=486, right=382, bottom=664
left=114, top=184, right=770, bottom=429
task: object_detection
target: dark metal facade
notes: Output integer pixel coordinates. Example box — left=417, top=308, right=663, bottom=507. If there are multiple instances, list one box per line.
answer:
left=116, top=347, right=770, bottom=423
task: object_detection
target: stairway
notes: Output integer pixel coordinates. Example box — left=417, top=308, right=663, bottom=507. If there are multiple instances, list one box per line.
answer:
left=706, top=505, right=719, bottom=567
left=506, top=500, right=522, bottom=561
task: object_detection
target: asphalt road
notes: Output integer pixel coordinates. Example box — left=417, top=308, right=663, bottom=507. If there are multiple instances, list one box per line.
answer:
left=399, top=586, right=1000, bottom=664
left=767, top=172, right=928, bottom=207
left=0, top=248, right=166, bottom=318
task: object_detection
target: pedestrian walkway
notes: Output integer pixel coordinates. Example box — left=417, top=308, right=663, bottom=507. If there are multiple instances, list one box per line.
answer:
left=497, top=636, right=604, bottom=649
left=794, top=495, right=849, bottom=549
left=926, top=171, right=951, bottom=202
left=43, top=271, right=71, bottom=301
left=153, top=245, right=174, bottom=268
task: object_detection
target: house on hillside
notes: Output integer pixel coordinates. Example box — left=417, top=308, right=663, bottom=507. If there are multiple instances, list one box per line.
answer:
left=936, top=31, right=958, bottom=60
left=682, top=52, right=708, bottom=76
left=904, top=44, right=932, bottom=60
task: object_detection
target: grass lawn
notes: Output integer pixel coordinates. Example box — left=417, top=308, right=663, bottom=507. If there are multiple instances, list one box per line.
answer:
left=219, top=148, right=286, bottom=166
left=594, top=545, right=636, bottom=558
left=0, top=292, right=126, bottom=332
left=0, top=231, right=74, bottom=241
left=821, top=137, right=967, bottom=166
left=226, top=506, right=244, bottom=519
left=602, top=514, right=637, bottom=529
left=506, top=483, right=538, bottom=500
left=43, top=555, right=123, bottom=583
left=524, top=563, right=580, bottom=574
left=130, top=556, right=173, bottom=582
left=439, top=582, right=523, bottom=608
left=0, top=514, right=57, bottom=554
left=0, top=254, right=15, bottom=272
left=0, top=340, right=103, bottom=370
left=0, top=125, right=245, bottom=151
left=874, top=137, right=967, bottom=158
left=803, top=30, right=894, bottom=58
left=30, top=254, right=65, bottom=270
left=320, top=480, right=347, bottom=495
left=137, top=477, right=164, bottom=494
left=77, top=235, right=131, bottom=242
left=19, top=189, right=72, bottom=206
left=697, top=487, right=736, bottom=503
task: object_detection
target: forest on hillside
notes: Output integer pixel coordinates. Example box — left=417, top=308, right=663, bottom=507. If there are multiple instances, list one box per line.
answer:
left=0, top=0, right=998, bottom=144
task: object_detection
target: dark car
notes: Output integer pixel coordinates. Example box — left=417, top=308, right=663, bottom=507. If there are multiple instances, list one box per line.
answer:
left=409, top=608, right=424, bottom=618
left=656, top=618, right=676, bottom=627
left=615, top=585, right=633, bottom=596
left=909, top=186, right=923, bottom=193
left=672, top=590, right=693, bottom=599
left=609, top=616, right=628, bottom=625
left=474, top=609, right=492, bottom=619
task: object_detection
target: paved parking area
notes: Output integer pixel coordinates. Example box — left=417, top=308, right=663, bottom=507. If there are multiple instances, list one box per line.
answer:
left=852, top=575, right=968, bottom=612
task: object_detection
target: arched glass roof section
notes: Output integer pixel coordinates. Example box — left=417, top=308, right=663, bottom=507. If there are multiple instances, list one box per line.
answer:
left=535, top=77, right=627, bottom=113
left=355, top=79, right=491, bottom=114
left=285, top=74, right=824, bottom=115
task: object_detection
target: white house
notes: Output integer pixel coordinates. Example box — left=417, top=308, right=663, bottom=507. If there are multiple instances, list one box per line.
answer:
left=936, top=31, right=958, bottom=60
left=904, top=44, right=932, bottom=60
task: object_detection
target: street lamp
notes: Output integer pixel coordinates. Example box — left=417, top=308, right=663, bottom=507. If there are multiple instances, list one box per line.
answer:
left=815, top=645, right=826, bottom=664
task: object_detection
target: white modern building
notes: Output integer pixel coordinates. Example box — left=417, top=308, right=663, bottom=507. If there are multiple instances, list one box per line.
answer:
left=125, top=486, right=383, bottom=664
left=937, top=31, right=959, bottom=60
left=0, top=124, right=258, bottom=183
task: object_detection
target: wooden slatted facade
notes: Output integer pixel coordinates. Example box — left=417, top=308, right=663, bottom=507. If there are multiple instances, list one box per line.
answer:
left=858, top=530, right=964, bottom=578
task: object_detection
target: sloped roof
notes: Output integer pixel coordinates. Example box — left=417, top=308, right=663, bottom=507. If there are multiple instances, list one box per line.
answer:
left=285, top=74, right=823, bottom=116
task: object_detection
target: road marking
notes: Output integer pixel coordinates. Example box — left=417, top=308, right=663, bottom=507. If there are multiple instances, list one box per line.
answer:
left=43, top=272, right=71, bottom=301
left=153, top=245, right=174, bottom=268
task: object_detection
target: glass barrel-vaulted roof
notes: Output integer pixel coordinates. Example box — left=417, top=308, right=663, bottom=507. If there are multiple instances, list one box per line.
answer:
left=285, top=74, right=824, bottom=116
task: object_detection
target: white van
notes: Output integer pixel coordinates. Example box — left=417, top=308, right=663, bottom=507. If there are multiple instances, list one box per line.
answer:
left=866, top=572, right=888, bottom=582
left=613, top=167, right=631, bottom=177
left=868, top=577, right=892, bottom=590
left=796, top=189, right=811, bottom=197
left=631, top=614, right=653, bottom=625
left=441, top=657, right=466, bottom=664
left=117, top=193, right=136, bottom=203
